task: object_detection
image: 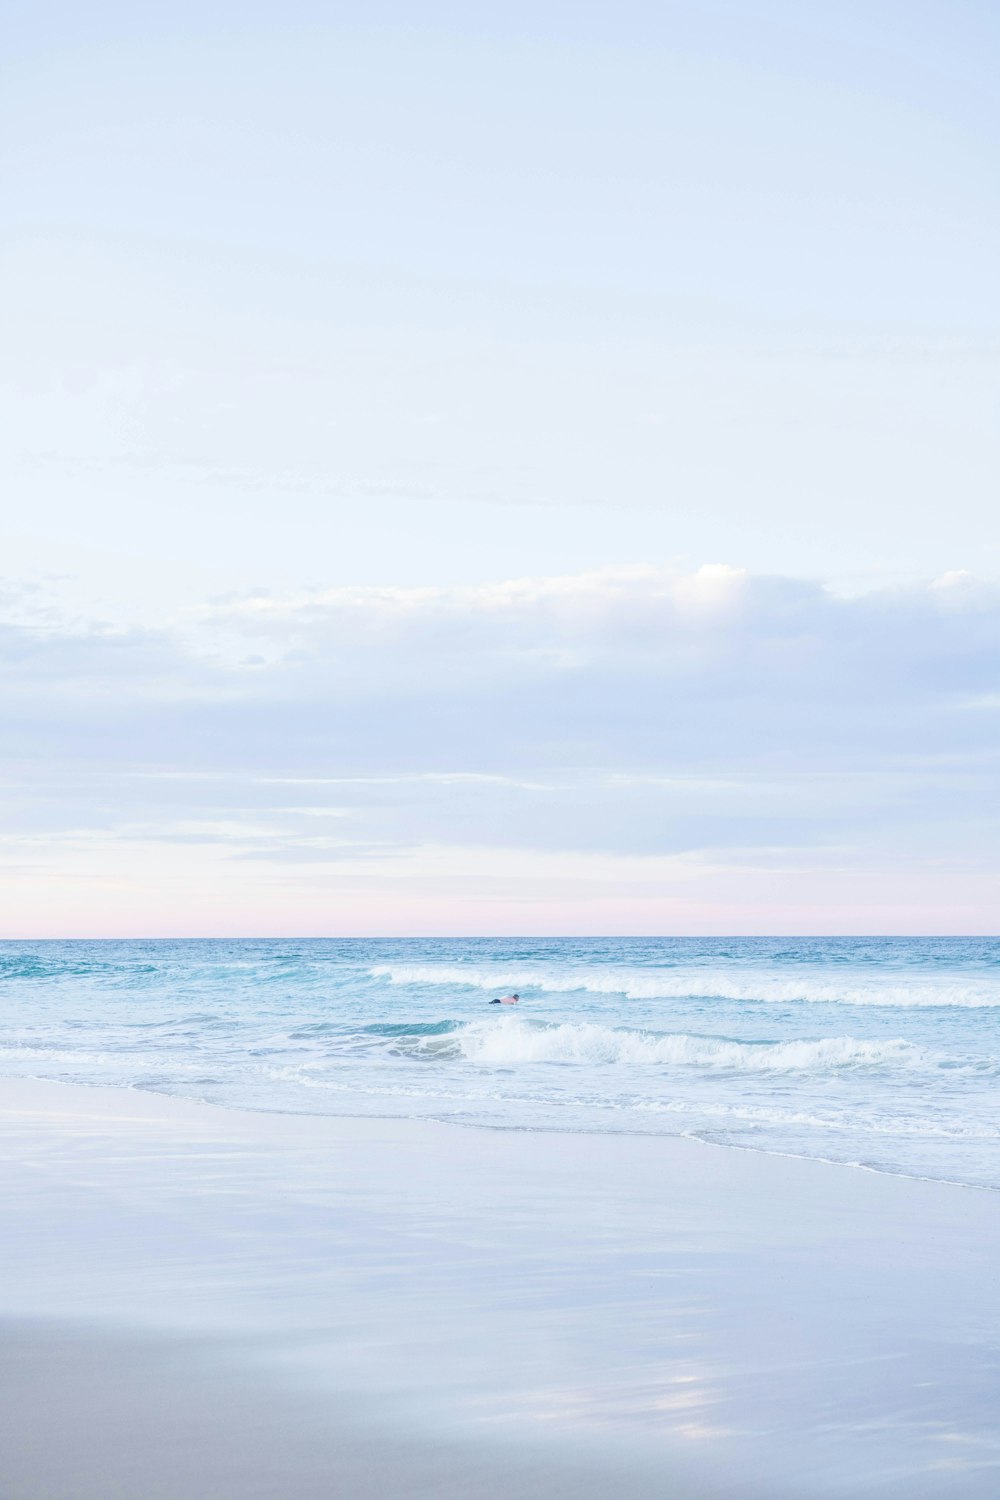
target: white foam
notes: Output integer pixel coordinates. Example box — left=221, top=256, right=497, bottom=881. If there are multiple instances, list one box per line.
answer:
left=441, top=1018, right=933, bottom=1072
left=633, top=1096, right=1000, bottom=1139
left=369, top=963, right=1000, bottom=1008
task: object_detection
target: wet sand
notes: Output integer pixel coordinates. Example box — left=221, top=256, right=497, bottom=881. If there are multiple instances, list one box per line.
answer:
left=1, top=1078, right=998, bottom=1498
left=0, top=1320, right=694, bottom=1500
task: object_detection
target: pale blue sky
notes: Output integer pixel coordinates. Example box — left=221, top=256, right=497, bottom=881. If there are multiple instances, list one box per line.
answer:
left=2, top=3, right=999, bottom=932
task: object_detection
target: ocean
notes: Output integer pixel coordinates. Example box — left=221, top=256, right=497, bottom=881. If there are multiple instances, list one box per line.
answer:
left=2, top=936, right=999, bottom=1189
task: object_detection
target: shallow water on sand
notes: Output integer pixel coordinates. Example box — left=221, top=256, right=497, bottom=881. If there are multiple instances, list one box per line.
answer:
left=2, top=936, right=1000, bottom=1187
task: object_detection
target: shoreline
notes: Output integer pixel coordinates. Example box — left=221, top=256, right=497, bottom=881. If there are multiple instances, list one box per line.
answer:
left=6, top=1065, right=998, bottom=1196
left=2, top=1075, right=999, bottom=1497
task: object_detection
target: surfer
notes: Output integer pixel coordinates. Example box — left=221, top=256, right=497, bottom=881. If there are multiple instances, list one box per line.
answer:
left=489, top=993, right=520, bottom=1005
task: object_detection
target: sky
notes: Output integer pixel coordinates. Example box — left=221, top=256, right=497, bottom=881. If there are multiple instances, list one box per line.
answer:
left=2, top=0, right=999, bottom=935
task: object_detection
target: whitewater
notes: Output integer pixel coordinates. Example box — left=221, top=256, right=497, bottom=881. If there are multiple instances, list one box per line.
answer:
left=2, top=936, right=999, bottom=1188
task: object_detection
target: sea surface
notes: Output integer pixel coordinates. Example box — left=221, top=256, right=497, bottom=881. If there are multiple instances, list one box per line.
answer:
left=2, top=936, right=999, bottom=1188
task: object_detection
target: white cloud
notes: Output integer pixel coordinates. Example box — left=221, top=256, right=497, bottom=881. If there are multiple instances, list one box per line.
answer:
left=2, top=564, right=999, bottom=931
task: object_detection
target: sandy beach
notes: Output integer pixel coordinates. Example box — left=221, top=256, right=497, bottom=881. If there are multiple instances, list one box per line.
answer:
left=1, top=1077, right=998, bottom=1498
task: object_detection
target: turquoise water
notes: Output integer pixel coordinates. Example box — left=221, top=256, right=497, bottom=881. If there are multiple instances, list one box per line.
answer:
left=2, top=937, right=999, bottom=1188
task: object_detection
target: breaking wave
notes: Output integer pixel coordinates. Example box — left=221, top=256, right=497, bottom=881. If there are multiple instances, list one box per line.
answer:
left=401, top=1017, right=946, bottom=1072
left=369, top=963, right=1000, bottom=1008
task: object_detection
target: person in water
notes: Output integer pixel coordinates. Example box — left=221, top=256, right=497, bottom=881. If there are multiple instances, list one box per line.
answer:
left=490, top=993, right=519, bottom=1004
